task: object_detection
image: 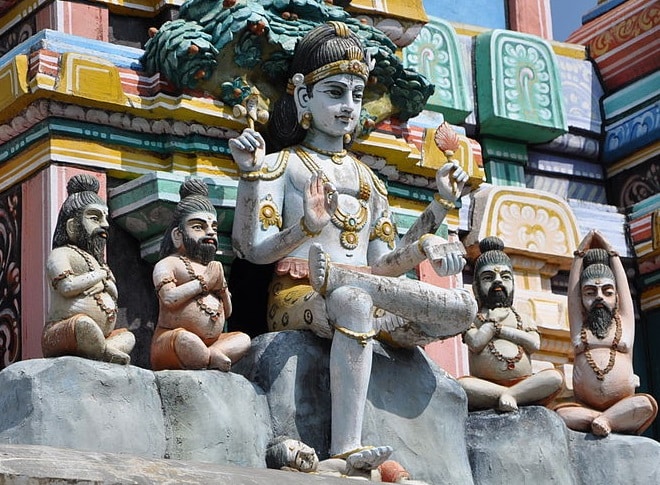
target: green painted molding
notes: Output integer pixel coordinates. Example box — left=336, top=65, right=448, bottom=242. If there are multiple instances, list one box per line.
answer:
left=481, top=137, right=528, bottom=165
left=475, top=29, right=567, bottom=143
left=403, top=18, right=473, bottom=124
left=485, top=159, right=526, bottom=187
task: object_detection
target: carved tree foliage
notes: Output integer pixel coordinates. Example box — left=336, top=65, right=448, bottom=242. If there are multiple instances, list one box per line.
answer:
left=142, top=0, right=434, bottom=123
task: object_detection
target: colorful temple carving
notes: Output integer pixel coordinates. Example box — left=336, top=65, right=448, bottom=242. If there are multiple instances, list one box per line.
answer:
left=0, top=0, right=657, bottom=441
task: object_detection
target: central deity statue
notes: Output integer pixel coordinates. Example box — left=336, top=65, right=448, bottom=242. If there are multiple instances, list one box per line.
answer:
left=230, top=21, right=477, bottom=471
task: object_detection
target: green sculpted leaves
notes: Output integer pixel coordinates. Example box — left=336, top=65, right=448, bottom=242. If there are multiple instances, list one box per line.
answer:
left=141, top=0, right=433, bottom=121
left=142, top=19, right=219, bottom=89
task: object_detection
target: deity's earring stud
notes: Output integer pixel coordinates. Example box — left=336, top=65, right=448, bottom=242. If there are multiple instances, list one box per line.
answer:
left=301, top=111, right=313, bottom=130
left=343, top=133, right=352, bottom=145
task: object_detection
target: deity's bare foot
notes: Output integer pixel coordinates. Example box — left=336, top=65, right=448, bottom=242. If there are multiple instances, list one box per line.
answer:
left=308, top=243, right=331, bottom=295
left=209, top=350, right=232, bottom=372
left=498, top=393, right=518, bottom=412
left=591, top=415, right=611, bottom=436
left=103, top=345, right=131, bottom=365
left=345, top=445, right=393, bottom=472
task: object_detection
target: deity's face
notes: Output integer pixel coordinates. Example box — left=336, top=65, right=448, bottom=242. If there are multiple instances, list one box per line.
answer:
left=177, top=211, right=218, bottom=264
left=476, top=263, right=514, bottom=309
left=67, top=203, right=110, bottom=262
left=581, top=276, right=617, bottom=338
left=581, top=277, right=616, bottom=313
left=304, top=73, right=364, bottom=138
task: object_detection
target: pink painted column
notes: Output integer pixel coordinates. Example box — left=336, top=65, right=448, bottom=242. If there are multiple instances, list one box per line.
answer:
left=508, top=0, right=553, bottom=40
left=21, top=165, right=106, bottom=360
left=419, top=233, right=471, bottom=378
left=35, top=0, right=109, bottom=41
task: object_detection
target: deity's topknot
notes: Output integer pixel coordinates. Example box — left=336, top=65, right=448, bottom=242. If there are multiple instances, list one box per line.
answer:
left=479, top=236, right=505, bottom=254
left=180, top=178, right=209, bottom=200
left=474, top=236, right=511, bottom=274
left=580, top=248, right=615, bottom=284
left=67, top=173, right=100, bottom=196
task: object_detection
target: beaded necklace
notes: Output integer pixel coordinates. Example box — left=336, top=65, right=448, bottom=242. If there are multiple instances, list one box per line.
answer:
left=67, top=244, right=117, bottom=321
left=301, top=141, right=347, bottom=165
left=478, top=308, right=524, bottom=371
left=580, top=311, right=622, bottom=381
left=295, top=146, right=370, bottom=250
left=179, top=255, right=223, bottom=322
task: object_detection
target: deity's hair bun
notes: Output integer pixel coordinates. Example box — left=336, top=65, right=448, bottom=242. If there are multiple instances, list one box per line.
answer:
left=179, top=178, right=209, bottom=199
left=67, top=173, right=100, bottom=195
left=583, top=248, right=609, bottom=268
left=479, top=236, right=505, bottom=254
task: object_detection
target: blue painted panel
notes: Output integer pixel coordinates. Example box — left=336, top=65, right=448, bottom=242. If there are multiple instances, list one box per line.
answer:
left=0, top=29, right=145, bottom=71
left=424, top=0, right=507, bottom=30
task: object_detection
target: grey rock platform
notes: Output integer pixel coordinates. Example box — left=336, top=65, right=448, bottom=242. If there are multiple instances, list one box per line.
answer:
left=1, top=330, right=659, bottom=484
left=0, top=444, right=352, bottom=484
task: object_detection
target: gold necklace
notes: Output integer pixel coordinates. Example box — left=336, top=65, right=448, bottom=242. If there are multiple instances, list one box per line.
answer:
left=295, top=146, right=370, bottom=250
left=301, top=141, right=347, bottom=164
left=478, top=308, right=524, bottom=371
left=67, top=244, right=117, bottom=320
left=581, top=311, right=621, bottom=381
left=179, top=255, right=223, bottom=322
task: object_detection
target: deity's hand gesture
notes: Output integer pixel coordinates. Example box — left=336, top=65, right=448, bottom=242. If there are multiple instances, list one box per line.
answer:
left=435, top=161, right=469, bottom=202
left=420, top=234, right=467, bottom=277
left=202, top=260, right=225, bottom=292
left=228, top=128, right=265, bottom=173
left=302, top=172, right=338, bottom=235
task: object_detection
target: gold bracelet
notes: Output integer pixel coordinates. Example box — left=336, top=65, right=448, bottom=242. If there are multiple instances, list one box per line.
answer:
left=300, top=217, right=321, bottom=237
left=433, top=193, right=456, bottom=210
left=417, top=233, right=434, bottom=257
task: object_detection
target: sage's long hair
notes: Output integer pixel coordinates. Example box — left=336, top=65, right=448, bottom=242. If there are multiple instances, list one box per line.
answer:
left=52, top=174, right=105, bottom=249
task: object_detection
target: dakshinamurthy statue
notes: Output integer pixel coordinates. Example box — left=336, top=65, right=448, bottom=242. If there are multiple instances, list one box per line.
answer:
left=43, top=174, right=135, bottom=364
left=151, top=179, right=250, bottom=371
left=458, top=237, right=564, bottom=411
left=555, top=230, right=657, bottom=436
left=229, top=21, right=477, bottom=471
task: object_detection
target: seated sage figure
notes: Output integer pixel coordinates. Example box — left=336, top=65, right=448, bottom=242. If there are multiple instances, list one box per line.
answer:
left=459, top=237, right=563, bottom=412
left=555, top=230, right=657, bottom=436
left=151, top=179, right=250, bottom=371
left=43, top=173, right=135, bottom=364
left=229, top=21, right=477, bottom=471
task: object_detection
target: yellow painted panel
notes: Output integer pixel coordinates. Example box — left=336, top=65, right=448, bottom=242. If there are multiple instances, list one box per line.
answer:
left=57, top=53, right=126, bottom=105
left=0, top=55, right=29, bottom=117
left=349, top=0, right=428, bottom=22
left=421, top=127, right=485, bottom=189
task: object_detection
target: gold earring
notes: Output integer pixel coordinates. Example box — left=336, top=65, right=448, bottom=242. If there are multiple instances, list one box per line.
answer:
left=343, top=133, right=352, bottom=145
left=301, top=111, right=312, bottom=130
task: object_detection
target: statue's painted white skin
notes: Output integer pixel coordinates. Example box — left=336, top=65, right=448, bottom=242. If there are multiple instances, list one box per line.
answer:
left=459, top=237, right=564, bottom=412
left=151, top=180, right=250, bottom=371
left=44, top=174, right=135, bottom=364
left=230, top=22, right=477, bottom=470
left=556, top=230, right=657, bottom=436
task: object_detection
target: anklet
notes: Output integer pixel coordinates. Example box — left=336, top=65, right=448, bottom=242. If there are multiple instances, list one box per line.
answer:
left=333, top=324, right=377, bottom=347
